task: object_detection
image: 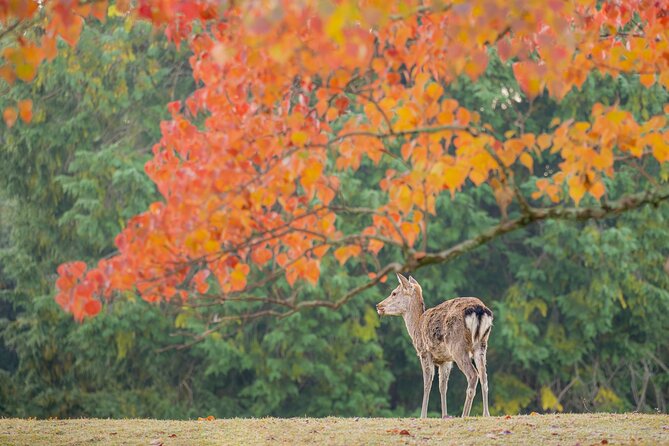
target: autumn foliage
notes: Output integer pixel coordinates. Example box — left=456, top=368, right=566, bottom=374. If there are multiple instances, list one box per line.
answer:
left=3, top=1, right=669, bottom=321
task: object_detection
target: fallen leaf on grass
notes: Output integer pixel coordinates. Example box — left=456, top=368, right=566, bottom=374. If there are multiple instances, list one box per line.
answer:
left=197, top=415, right=215, bottom=421
left=530, top=411, right=540, bottom=416
left=601, top=440, right=608, bottom=445
left=149, top=440, right=163, bottom=446
left=109, top=432, right=117, bottom=436
left=168, top=434, right=177, bottom=438
left=386, top=428, right=411, bottom=436
left=504, top=415, right=512, bottom=419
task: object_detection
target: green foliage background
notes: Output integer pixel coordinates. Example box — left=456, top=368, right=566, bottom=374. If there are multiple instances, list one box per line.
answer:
left=1, top=20, right=667, bottom=418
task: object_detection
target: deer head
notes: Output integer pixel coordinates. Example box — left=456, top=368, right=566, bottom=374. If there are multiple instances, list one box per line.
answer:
left=376, top=273, right=422, bottom=316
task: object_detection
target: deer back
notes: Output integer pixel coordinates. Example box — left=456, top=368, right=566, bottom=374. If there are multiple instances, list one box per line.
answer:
left=417, top=297, right=493, bottom=364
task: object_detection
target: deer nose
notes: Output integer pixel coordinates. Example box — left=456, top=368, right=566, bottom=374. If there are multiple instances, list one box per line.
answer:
left=376, top=304, right=385, bottom=315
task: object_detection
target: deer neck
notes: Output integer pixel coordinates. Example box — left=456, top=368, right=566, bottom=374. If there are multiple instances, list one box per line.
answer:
left=402, top=300, right=425, bottom=352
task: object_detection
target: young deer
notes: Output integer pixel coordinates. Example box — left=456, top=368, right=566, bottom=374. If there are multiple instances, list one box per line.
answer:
left=376, top=273, right=493, bottom=418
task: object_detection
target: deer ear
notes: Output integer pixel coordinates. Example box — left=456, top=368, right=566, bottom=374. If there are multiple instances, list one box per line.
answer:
left=409, top=276, right=419, bottom=286
left=396, top=273, right=410, bottom=288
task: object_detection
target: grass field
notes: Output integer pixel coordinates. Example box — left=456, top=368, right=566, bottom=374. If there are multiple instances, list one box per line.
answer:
left=1, top=413, right=668, bottom=445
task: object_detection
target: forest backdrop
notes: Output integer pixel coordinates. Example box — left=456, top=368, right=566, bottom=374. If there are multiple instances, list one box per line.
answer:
left=1, top=1, right=669, bottom=418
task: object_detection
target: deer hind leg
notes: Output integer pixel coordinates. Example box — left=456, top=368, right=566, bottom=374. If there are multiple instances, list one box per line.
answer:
left=473, top=346, right=490, bottom=416
left=420, top=356, right=435, bottom=418
left=438, top=362, right=453, bottom=418
left=455, top=354, right=478, bottom=417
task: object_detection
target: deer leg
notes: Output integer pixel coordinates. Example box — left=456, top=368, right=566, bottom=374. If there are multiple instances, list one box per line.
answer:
left=455, top=355, right=479, bottom=417
left=420, top=356, right=435, bottom=418
left=473, top=347, right=490, bottom=416
left=438, top=362, right=453, bottom=418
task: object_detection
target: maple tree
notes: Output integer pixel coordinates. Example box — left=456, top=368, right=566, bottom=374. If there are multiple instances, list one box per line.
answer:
left=3, top=1, right=669, bottom=323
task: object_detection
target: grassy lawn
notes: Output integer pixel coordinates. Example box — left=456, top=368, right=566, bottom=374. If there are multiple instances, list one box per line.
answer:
left=1, top=413, right=668, bottom=445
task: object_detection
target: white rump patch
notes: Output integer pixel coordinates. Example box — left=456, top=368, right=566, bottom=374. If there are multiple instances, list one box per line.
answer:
left=465, top=313, right=478, bottom=341
left=465, top=313, right=493, bottom=345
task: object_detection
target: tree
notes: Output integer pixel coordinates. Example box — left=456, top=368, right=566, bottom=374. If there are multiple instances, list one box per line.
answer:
left=45, top=1, right=669, bottom=325
left=0, top=16, right=393, bottom=419
left=3, top=6, right=668, bottom=413
left=3, top=3, right=669, bottom=325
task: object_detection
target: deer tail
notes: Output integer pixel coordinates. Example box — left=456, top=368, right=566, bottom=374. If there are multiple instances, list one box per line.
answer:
left=464, top=305, right=494, bottom=345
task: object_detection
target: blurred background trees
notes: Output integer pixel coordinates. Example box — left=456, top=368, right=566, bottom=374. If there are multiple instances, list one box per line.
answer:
left=1, top=11, right=668, bottom=418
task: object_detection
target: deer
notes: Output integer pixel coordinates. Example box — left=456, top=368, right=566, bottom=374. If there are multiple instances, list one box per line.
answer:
left=376, top=273, right=493, bottom=418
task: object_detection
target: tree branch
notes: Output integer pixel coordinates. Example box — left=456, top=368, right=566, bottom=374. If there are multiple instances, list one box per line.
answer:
left=415, top=187, right=669, bottom=267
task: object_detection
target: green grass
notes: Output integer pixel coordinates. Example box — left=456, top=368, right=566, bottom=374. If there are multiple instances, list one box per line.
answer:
left=1, top=414, right=668, bottom=445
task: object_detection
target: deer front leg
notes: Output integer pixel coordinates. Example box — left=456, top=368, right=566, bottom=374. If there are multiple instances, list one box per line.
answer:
left=420, top=356, right=435, bottom=418
left=438, top=362, right=453, bottom=418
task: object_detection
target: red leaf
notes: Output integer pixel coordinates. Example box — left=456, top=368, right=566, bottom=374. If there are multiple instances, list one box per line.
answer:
left=84, top=299, right=102, bottom=316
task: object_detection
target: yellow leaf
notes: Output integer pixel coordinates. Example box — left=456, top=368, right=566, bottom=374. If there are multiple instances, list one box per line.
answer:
left=291, top=131, right=308, bottom=147
left=443, top=166, right=468, bottom=191
left=108, top=4, right=124, bottom=17
left=203, top=239, right=220, bottom=254
left=519, top=153, right=534, bottom=171
left=300, top=160, right=323, bottom=189
left=396, top=105, right=419, bottom=130
left=325, top=2, right=358, bottom=45
left=568, top=176, right=586, bottom=205
left=649, top=133, right=669, bottom=163
left=606, top=110, right=627, bottom=125
left=396, top=184, right=412, bottom=213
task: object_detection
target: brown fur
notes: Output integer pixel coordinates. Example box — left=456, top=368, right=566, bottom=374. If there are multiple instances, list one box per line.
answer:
left=376, top=274, right=493, bottom=418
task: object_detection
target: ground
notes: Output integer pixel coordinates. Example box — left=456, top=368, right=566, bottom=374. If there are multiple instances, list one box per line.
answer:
left=1, top=413, right=668, bottom=445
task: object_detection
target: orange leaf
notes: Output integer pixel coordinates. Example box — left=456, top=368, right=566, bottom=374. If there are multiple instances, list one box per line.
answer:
left=537, top=133, right=552, bottom=150
left=230, top=263, right=250, bottom=291
left=334, top=245, right=361, bottom=265
left=251, top=247, right=273, bottom=266
left=513, top=61, right=543, bottom=99
left=3, top=107, right=18, bottom=128
left=18, top=99, right=32, bottom=123
left=589, top=181, right=605, bottom=200
left=640, top=74, right=655, bottom=88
